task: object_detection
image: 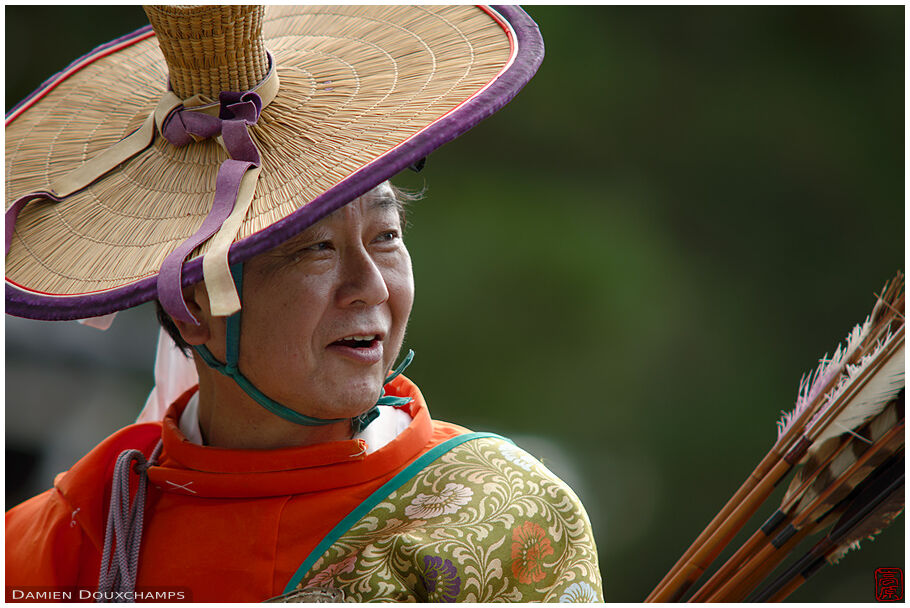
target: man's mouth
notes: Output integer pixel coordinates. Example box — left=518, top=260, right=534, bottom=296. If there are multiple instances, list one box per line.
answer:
left=331, top=334, right=380, bottom=349
left=327, top=333, right=385, bottom=364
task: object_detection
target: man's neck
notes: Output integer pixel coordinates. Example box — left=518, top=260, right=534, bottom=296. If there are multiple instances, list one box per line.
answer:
left=193, top=359, right=355, bottom=450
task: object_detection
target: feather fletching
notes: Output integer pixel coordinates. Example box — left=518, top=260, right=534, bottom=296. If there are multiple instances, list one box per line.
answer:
left=776, top=322, right=869, bottom=440
left=809, top=339, right=904, bottom=446
left=827, top=489, right=904, bottom=565
left=777, top=273, right=904, bottom=443
left=790, top=401, right=902, bottom=518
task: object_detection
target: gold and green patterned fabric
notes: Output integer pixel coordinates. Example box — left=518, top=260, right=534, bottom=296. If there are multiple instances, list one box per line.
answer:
left=284, top=433, right=603, bottom=602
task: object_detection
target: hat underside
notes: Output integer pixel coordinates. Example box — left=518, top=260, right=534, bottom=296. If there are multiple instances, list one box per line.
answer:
left=6, top=5, right=543, bottom=320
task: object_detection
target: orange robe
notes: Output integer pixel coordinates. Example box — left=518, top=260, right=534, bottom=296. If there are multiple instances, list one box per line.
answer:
left=6, top=376, right=602, bottom=602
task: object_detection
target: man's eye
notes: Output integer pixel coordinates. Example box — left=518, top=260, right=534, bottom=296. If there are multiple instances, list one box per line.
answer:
left=306, top=241, right=332, bottom=251
left=375, top=230, right=399, bottom=242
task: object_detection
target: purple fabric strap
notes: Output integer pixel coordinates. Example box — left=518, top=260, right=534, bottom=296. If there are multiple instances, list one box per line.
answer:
left=5, top=191, right=64, bottom=255
left=5, top=92, right=263, bottom=324
left=153, top=92, right=264, bottom=324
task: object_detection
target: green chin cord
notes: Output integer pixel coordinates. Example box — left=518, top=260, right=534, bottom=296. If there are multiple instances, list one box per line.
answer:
left=193, top=263, right=413, bottom=433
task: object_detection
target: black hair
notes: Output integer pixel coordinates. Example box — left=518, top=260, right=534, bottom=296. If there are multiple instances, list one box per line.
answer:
left=155, top=299, right=193, bottom=356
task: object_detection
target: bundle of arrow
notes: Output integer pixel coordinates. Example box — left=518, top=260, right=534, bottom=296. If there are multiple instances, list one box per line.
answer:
left=648, top=271, right=904, bottom=602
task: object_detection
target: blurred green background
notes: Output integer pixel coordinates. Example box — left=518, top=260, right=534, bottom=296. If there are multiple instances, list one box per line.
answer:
left=5, top=5, right=904, bottom=603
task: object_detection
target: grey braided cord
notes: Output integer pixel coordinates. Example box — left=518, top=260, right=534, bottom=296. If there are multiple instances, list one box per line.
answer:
left=97, top=440, right=163, bottom=602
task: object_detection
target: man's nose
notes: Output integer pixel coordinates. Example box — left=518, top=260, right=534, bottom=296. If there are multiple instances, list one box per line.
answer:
left=336, top=246, right=390, bottom=307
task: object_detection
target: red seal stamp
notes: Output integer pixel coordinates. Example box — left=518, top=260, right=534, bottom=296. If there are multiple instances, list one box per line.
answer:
left=875, top=567, right=903, bottom=602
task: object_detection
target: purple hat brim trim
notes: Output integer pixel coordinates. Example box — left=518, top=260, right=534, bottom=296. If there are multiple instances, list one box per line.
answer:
left=6, top=5, right=545, bottom=321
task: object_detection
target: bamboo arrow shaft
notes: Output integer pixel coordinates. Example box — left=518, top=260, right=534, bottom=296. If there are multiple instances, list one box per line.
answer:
left=765, top=574, right=810, bottom=603
left=687, top=526, right=768, bottom=602
left=648, top=338, right=850, bottom=603
left=750, top=542, right=829, bottom=603
left=704, top=524, right=813, bottom=602
left=649, top=454, right=795, bottom=602
left=695, top=416, right=903, bottom=602
left=753, top=453, right=905, bottom=602
left=693, top=434, right=858, bottom=600
left=646, top=448, right=780, bottom=601
left=647, top=274, right=903, bottom=603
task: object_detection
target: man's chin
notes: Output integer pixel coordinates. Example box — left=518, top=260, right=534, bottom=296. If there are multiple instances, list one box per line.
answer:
left=306, top=384, right=386, bottom=421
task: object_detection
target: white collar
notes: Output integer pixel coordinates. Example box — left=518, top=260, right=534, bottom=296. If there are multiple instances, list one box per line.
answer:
left=178, top=393, right=412, bottom=454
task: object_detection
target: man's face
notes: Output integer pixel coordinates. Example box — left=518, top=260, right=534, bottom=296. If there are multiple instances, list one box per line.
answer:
left=230, top=188, right=414, bottom=420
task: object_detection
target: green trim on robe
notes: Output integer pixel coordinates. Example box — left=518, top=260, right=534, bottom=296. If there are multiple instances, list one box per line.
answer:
left=287, top=435, right=603, bottom=602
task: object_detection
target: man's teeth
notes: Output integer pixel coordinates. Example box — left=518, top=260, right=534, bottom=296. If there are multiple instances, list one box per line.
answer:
left=342, top=335, right=376, bottom=342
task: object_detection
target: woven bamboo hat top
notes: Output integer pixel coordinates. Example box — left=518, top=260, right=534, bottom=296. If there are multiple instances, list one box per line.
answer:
left=6, top=5, right=544, bottom=322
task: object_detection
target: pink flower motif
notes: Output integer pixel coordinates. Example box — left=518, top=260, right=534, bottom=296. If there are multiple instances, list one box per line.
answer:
left=305, top=554, right=357, bottom=588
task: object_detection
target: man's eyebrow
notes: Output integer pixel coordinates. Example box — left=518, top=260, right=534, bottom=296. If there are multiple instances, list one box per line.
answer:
left=369, top=194, right=403, bottom=212
left=369, top=192, right=407, bottom=223
left=271, top=193, right=403, bottom=252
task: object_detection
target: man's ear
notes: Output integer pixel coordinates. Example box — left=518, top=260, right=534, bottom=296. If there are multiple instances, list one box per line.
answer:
left=172, top=282, right=212, bottom=346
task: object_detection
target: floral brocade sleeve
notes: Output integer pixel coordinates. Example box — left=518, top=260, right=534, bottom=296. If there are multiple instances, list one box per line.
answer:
left=291, top=436, right=603, bottom=602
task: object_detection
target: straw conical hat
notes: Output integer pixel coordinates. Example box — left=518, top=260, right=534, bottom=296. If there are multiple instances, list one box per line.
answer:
left=5, top=5, right=543, bottom=321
